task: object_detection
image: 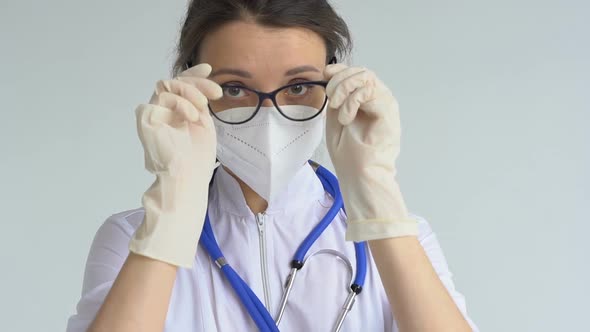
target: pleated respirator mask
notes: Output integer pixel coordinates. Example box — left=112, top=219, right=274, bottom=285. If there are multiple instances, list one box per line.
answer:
left=213, top=105, right=325, bottom=202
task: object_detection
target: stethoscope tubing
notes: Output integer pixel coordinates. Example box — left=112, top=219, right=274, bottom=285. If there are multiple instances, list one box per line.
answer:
left=293, top=165, right=343, bottom=263
left=201, top=217, right=279, bottom=331
left=200, top=162, right=367, bottom=331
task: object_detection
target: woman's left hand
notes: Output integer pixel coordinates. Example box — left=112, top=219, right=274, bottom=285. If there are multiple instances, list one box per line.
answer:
left=324, top=64, right=418, bottom=242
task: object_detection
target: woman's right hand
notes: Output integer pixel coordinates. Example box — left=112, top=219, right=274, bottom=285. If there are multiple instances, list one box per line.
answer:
left=138, top=63, right=222, bottom=178
left=129, top=63, right=223, bottom=268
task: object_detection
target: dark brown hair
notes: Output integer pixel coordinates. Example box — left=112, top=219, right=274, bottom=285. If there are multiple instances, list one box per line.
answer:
left=172, top=0, right=352, bottom=76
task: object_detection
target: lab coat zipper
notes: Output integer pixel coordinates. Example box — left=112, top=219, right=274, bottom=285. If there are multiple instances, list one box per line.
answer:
left=256, top=213, right=272, bottom=311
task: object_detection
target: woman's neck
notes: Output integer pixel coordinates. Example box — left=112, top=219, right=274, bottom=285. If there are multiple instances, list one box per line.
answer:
left=223, top=166, right=268, bottom=215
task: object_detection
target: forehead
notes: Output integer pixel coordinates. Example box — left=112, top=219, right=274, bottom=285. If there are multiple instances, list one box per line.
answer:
left=199, top=20, right=327, bottom=68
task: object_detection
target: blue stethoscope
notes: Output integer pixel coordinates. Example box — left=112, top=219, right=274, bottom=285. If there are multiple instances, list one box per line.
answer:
left=199, top=161, right=368, bottom=332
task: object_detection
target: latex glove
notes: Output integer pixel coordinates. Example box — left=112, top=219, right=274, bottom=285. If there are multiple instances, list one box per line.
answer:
left=129, top=63, right=222, bottom=268
left=324, top=64, right=418, bottom=242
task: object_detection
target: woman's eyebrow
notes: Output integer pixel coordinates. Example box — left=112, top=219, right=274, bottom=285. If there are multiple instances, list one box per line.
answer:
left=285, top=65, right=320, bottom=76
left=210, top=68, right=252, bottom=78
left=209, top=66, right=319, bottom=78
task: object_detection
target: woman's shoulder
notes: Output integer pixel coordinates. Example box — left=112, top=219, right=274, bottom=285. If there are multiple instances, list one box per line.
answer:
left=408, top=213, right=436, bottom=238
left=108, top=207, right=145, bottom=226
left=93, top=207, right=146, bottom=242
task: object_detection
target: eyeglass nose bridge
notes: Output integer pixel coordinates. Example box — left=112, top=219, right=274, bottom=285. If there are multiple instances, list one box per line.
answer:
left=257, top=91, right=280, bottom=108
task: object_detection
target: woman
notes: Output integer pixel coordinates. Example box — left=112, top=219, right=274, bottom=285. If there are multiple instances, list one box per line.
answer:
left=67, top=1, right=478, bottom=331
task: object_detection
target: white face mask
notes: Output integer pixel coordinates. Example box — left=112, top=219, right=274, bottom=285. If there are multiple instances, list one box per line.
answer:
left=213, top=105, right=325, bottom=202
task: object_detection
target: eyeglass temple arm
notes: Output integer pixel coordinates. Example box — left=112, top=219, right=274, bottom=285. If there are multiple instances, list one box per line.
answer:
left=186, top=56, right=337, bottom=69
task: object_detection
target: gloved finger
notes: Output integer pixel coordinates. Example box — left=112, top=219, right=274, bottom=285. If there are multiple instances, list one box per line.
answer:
left=146, top=123, right=179, bottom=173
left=177, top=63, right=213, bottom=79
left=135, top=106, right=159, bottom=171
left=176, top=76, right=223, bottom=101
left=135, top=104, right=154, bottom=139
left=136, top=103, right=174, bottom=128
left=135, top=105, right=181, bottom=168
left=323, top=63, right=349, bottom=80
left=154, top=79, right=209, bottom=111
left=325, top=66, right=365, bottom=97
left=192, top=106, right=215, bottom=131
left=328, top=70, right=376, bottom=109
left=339, top=86, right=374, bottom=125
left=325, top=105, right=344, bottom=148
left=152, top=92, right=200, bottom=123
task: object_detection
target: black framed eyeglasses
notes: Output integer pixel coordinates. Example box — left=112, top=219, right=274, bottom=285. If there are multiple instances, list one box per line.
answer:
left=208, top=81, right=329, bottom=125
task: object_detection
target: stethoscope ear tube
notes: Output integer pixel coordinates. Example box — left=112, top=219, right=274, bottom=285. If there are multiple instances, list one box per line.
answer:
left=333, top=291, right=358, bottom=332
left=274, top=267, right=298, bottom=325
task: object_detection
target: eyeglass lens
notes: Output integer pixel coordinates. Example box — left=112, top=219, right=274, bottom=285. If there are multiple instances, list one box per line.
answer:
left=209, top=82, right=327, bottom=123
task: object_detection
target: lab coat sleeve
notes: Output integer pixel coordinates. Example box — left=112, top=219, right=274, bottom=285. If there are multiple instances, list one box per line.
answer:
left=66, top=213, right=137, bottom=332
left=412, top=214, right=480, bottom=332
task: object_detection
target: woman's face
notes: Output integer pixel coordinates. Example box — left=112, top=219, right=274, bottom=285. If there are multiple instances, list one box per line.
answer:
left=199, top=20, right=327, bottom=106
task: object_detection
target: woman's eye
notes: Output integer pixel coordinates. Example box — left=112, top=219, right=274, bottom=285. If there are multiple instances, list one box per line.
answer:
left=223, top=86, right=247, bottom=98
left=288, top=84, right=308, bottom=96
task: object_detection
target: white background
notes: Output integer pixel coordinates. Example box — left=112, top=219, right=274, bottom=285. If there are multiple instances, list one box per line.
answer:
left=1, top=1, right=588, bottom=331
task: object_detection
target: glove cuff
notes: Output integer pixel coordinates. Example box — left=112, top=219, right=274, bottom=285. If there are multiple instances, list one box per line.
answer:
left=129, top=209, right=202, bottom=268
left=345, top=217, right=419, bottom=242
left=129, top=173, right=210, bottom=268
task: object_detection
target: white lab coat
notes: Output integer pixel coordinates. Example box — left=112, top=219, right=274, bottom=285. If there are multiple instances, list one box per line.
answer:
left=66, top=163, right=479, bottom=331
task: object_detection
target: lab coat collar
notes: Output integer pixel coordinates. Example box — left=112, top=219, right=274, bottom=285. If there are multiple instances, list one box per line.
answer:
left=211, top=162, right=326, bottom=218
